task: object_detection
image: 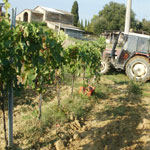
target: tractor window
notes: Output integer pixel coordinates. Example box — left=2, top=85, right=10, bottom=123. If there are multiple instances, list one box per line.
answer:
left=123, top=36, right=138, bottom=53
left=137, top=37, right=149, bottom=53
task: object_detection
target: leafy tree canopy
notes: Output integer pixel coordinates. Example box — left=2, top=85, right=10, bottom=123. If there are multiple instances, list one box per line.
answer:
left=142, top=19, right=150, bottom=33
left=90, top=2, right=136, bottom=34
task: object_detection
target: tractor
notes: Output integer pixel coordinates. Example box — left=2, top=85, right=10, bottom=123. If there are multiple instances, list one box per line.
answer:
left=101, top=32, right=150, bottom=82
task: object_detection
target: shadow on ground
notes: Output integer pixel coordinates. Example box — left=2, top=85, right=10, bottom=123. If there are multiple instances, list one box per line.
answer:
left=81, top=82, right=149, bottom=150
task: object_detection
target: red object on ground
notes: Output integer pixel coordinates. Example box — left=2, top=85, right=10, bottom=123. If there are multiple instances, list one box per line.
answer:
left=79, top=86, right=95, bottom=96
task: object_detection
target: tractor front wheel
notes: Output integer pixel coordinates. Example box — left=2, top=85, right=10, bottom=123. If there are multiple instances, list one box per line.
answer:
left=125, top=56, right=150, bottom=82
left=100, top=59, right=110, bottom=74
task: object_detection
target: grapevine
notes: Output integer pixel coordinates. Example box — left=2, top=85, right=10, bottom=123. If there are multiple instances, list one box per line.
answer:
left=0, top=3, right=106, bottom=148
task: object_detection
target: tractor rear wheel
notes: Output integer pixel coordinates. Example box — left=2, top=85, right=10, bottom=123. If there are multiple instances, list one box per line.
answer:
left=100, top=59, right=110, bottom=74
left=125, top=56, right=150, bottom=82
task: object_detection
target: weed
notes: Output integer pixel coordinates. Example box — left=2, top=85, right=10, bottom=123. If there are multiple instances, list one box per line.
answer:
left=143, top=92, right=150, bottom=97
left=104, top=105, right=127, bottom=117
left=42, top=105, right=67, bottom=127
left=112, top=106, right=127, bottom=117
left=64, top=93, right=91, bottom=119
left=127, top=81, right=143, bottom=96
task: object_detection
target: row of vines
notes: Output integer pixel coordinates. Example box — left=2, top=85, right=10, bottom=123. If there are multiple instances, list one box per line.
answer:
left=0, top=3, right=106, bottom=149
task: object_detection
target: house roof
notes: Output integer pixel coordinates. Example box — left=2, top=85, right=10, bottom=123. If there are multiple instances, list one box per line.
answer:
left=55, top=9, right=73, bottom=16
left=17, top=9, right=32, bottom=16
left=17, top=9, right=44, bottom=16
left=126, top=32, right=150, bottom=39
left=31, top=10, right=43, bottom=15
left=36, top=6, right=73, bottom=16
left=46, top=21, right=83, bottom=32
left=17, top=6, right=73, bottom=17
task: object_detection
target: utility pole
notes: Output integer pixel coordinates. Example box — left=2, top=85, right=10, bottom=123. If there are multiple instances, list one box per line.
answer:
left=124, top=0, right=132, bottom=34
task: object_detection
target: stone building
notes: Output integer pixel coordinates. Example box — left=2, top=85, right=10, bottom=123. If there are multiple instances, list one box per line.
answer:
left=16, top=6, right=83, bottom=39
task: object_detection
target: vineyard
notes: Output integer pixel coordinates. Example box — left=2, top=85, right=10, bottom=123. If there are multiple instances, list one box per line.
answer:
left=1, top=1, right=150, bottom=150
left=0, top=3, right=105, bottom=149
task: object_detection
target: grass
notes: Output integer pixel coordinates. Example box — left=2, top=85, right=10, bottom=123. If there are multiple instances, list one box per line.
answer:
left=105, top=71, right=129, bottom=84
left=2, top=68, right=150, bottom=149
left=64, top=94, right=93, bottom=118
left=20, top=70, right=146, bottom=135
left=126, top=80, right=143, bottom=96
left=104, top=105, right=128, bottom=117
left=16, top=82, right=97, bottom=145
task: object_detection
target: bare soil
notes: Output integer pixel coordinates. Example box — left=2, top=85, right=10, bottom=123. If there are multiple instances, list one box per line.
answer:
left=1, top=74, right=150, bottom=150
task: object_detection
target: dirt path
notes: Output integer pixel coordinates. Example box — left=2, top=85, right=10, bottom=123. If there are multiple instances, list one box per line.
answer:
left=67, top=79, right=150, bottom=150
left=1, top=76, right=150, bottom=150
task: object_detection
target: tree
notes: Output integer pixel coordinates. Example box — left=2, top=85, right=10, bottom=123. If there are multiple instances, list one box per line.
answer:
left=80, top=19, right=84, bottom=30
left=142, top=19, right=150, bottom=33
left=134, top=20, right=143, bottom=32
left=71, top=0, right=79, bottom=27
left=84, top=19, right=88, bottom=31
left=84, top=19, right=91, bottom=32
left=93, top=17, right=108, bottom=34
left=78, top=19, right=84, bottom=30
left=90, top=2, right=136, bottom=34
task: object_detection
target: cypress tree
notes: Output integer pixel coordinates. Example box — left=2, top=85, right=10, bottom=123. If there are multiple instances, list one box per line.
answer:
left=85, top=19, right=87, bottom=27
left=71, top=0, right=79, bottom=27
left=81, top=19, right=84, bottom=29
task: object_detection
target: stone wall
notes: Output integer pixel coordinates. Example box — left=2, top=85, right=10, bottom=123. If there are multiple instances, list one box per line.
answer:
left=16, top=10, right=32, bottom=22
left=34, top=7, right=46, bottom=21
left=46, top=21, right=56, bottom=30
left=46, top=11, right=73, bottom=25
left=60, top=14, right=73, bottom=25
left=65, top=29, right=82, bottom=39
left=46, top=12, right=59, bottom=22
left=31, top=13, right=43, bottom=22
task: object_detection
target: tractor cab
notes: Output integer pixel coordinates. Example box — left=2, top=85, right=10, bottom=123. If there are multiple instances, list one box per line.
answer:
left=112, top=32, right=150, bottom=68
left=101, top=32, right=150, bottom=82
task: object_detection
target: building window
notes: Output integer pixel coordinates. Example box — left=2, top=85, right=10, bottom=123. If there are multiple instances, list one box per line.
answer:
left=23, top=12, right=28, bottom=22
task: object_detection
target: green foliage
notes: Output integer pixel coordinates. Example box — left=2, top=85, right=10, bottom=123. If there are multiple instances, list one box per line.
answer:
left=0, top=19, right=24, bottom=90
left=2, top=0, right=10, bottom=18
left=90, top=2, right=136, bottom=34
left=65, top=44, right=80, bottom=95
left=127, top=81, right=143, bottom=96
left=21, top=23, right=64, bottom=93
left=92, top=16, right=108, bottom=34
left=85, top=19, right=88, bottom=28
left=64, top=37, right=105, bottom=95
left=0, top=18, right=64, bottom=96
left=142, top=19, right=150, bottom=33
left=65, top=44, right=80, bottom=75
left=56, top=30, right=68, bottom=43
left=78, top=19, right=84, bottom=30
left=104, top=105, right=128, bottom=117
left=133, top=19, right=150, bottom=34
left=32, top=22, right=47, bottom=27
left=0, top=13, right=105, bottom=99
left=81, top=37, right=105, bottom=83
left=71, top=0, right=79, bottom=27
left=66, top=95, right=90, bottom=118
left=135, top=21, right=143, bottom=32
left=42, top=105, right=67, bottom=127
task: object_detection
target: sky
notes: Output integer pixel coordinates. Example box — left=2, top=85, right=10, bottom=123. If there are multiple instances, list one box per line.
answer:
left=1, top=0, right=150, bottom=22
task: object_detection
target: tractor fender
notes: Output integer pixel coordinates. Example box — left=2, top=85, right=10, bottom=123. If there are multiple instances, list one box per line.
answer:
left=124, top=53, right=150, bottom=69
